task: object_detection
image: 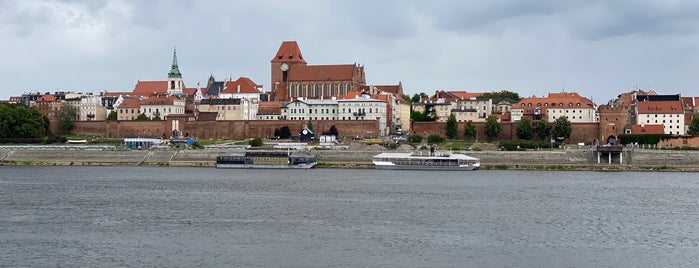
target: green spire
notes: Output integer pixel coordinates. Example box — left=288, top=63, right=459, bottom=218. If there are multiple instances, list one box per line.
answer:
left=168, top=46, right=182, bottom=79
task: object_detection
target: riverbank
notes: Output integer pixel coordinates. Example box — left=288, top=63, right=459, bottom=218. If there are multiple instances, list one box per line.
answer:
left=2, top=147, right=699, bottom=171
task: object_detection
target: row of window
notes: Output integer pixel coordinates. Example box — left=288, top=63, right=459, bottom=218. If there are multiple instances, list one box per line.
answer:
left=120, top=107, right=182, bottom=114
left=645, top=120, right=681, bottom=124
left=288, top=117, right=367, bottom=120
left=523, top=102, right=583, bottom=107
left=289, top=83, right=352, bottom=97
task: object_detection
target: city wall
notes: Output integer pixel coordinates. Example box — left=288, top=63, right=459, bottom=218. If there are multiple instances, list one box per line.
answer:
left=69, top=119, right=380, bottom=139
left=411, top=122, right=600, bottom=144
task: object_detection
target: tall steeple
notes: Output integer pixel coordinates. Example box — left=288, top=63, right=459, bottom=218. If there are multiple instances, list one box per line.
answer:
left=168, top=46, right=182, bottom=79
left=167, top=46, right=184, bottom=95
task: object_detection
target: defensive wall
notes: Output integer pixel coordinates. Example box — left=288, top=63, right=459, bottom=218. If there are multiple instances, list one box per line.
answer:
left=69, top=119, right=381, bottom=139
left=411, top=122, right=600, bottom=144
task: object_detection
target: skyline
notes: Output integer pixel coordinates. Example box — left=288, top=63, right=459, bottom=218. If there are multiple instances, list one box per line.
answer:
left=2, top=0, right=699, bottom=103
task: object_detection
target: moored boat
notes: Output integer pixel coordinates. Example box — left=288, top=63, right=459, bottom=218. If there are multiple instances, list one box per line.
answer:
left=372, top=149, right=480, bottom=170
left=216, top=150, right=317, bottom=169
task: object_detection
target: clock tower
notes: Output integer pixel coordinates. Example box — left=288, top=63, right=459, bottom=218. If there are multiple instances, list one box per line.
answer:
left=271, top=41, right=307, bottom=101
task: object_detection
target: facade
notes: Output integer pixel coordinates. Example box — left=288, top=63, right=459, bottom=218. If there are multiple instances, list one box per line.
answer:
left=198, top=98, right=258, bottom=121
left=270, top=41, right=366, bottom=101
left=636, top=100, right=685, bottom=135
left=35, top=95, right=62, bottom=120
left=64, top=94, right=106, bottom=121
left=139, top=96, right=186, bottom=120
left=116, top=98, right=141, bottom=121
left=452, top=98, right=492, bottom=122
left=511, top=92, right=596, bottom=123
left=281, top=95, right=388, bottom=136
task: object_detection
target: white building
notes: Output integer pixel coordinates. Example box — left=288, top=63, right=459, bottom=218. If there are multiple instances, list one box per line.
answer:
left=636, top=100, right=685, bottom=135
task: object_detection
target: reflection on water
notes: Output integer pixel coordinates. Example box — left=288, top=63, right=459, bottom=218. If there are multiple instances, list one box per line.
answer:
left=1, top=166, right=698, bottom=267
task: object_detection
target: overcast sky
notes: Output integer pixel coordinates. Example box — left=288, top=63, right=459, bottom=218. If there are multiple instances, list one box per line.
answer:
left=2, top=0, right=698, bottom=103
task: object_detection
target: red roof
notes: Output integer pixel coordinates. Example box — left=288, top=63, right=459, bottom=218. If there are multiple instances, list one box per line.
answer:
left=271, top=41, right=307, bottom=64
left=514, top=92, right=595, bottom=116
left=449, top=91, right=484, bottom=99
left=373, top=84, right=403, bottom=95
left=631, top=124, right=665, bottom=134
left=101, top=91, right=130, bottom=97
left=132, top=81, right=168, bottom=96
left=141, top=96, right=178, bottom=106
left=288, top=64, right=357, bottom=81
left=183, top=87, right=198, bottom=95
left=637, top=100, right=683, bottom=114
left=119, top=98, right=140, bottom=109
left=36, top=95, right=58, bottom=102
left=222, top=77, right=262, bottom=94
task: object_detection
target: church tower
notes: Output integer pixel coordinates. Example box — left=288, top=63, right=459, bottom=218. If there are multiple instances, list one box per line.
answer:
left=167, top=47, right=184, bottom=95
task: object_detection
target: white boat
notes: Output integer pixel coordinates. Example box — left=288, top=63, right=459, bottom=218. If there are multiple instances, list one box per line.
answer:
left=216, top=150, right=317, bottom=169
left=372, top=150, right=480, bottom=171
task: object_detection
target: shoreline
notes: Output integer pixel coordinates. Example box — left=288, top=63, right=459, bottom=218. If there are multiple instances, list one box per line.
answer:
left=2, top=148, right=699, bottom=172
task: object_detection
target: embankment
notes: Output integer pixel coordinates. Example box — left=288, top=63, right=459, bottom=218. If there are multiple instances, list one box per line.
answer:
left=2, top=147, right=699, bottom=171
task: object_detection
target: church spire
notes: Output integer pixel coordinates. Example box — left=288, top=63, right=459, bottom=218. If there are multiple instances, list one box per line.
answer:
left=168, top=46, right=182, bottom=79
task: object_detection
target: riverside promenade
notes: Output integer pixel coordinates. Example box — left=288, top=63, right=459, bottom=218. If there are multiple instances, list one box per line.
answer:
left=2, top=145, right=699, bottom=171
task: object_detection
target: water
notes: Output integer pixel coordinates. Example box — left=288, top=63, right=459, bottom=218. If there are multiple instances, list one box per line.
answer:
left=1, top=166, right=698, bottom=267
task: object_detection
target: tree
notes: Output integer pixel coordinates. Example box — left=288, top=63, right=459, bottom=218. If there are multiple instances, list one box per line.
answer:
left=107, top=111, right=117, bottom=120
left=536, top=120, right=552, bottom=141
left=401, top=94, right=411, bottom=103
left=516, top=116, right=533, bottom=140
left=464, top=120, right=477, bottom=140
left=58, top=104, right=78, bottom=134
left=427, top=134, right=445, bottom=144
left=0, top=103, right=49, bottom=139
left=445, top=114, right=457, bottom=139
left=688, top=117, right=699, bottom=136
left=551, top=116, right=572, bottom=142
left=278, top=126, right=292, bottom=139
left=152, top=115, right=162, bottom=121
left=479, top=90, right=521, bottom=102
left=484, top=115, right=501, bottom=140
left=410, top=92, right=429, bottom=103
left=136, top=113, right=150, bottom=121
left=328, top=125, right=339, bottom=137
left=248, top=137, right=263, bottom=147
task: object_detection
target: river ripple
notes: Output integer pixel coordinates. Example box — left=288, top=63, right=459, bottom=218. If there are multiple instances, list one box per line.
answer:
left=1, top=166, right=698, bottom=267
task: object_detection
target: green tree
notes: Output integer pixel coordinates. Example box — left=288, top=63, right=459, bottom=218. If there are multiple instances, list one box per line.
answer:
left=551, top=116, right=572, bottom=142
left=464, top=120, right=477, bottom=140
left=58, top=104, right=78, bottom=134
left=536, top=120, right=552, bottom=141
left=401, top=94, right=411, bottom=103
left=516, top=116, right=533, bottom=140
left=484, top=115, right=502, bottom=140
left=445, top=114, right=457, bottom=139
left=688, top=117, right=699, bottom=136
left=277, top=126, right=292, bottom=139
left=248, top=137, right=263, bottom=147
left=0, top=103, right=49, bottom=139
left=479, top=90, right=521, bottom=102
left=107, top=111, right=117, bottom=120
left=328, top=125, right=339, bottom=137
left=410, top=92, right=429, bottom=103
left=427, top=134, right=445, bottom=144
left=409, top=134, right=423, bottom=143
left=152, top=115, right=162, bottom=121
left=136, top=113, right=150, bottom=121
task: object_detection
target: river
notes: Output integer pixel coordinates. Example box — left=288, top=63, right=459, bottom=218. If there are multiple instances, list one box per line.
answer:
left=1, top=166, right=698, bottom=267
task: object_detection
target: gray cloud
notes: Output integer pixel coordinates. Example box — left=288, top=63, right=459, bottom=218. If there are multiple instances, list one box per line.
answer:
left=1, top=0, right=698, bottom=103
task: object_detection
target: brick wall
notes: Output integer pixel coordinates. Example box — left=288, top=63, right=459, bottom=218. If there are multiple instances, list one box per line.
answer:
left=412, top=121, right=600, bottom=144
left=69, top=119, right=380, bottom=139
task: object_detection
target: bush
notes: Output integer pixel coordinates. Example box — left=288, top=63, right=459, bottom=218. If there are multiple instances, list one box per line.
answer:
left=619, top=134, right=672, bottom=145
left=427, top=134, right=445, bottom=144
left=409, top=135, right=423, bottom=143
left=248, top=137, right=263, bottom=147
left=190, top=141, right=204, bottom=149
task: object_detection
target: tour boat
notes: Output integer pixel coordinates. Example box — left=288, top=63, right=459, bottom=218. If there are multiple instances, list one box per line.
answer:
left=216, top=150, right=317, bottom=169
left=372, top=149, right=480, bottom=171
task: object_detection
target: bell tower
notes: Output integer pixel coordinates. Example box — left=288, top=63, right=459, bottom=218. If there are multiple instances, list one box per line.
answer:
left=167, top=47, right=184, bottom=95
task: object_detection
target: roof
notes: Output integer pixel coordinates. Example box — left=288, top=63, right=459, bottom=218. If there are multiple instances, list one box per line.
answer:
left=222, top=77, right=262, bottom=94
left=36, top=95, right=58, bottom=102
left=118, top=98, right=140, bottom=109
left=183, top=87, right=198, bottom=95
left=288, top=64, right=357, bottom=81
left=513, top=92, right=595, bottom=115
left=101, top=91, right=129, bottom=97
left=271, top=41, right=307, bottom=64
left=373, top=83, right=403, bottom=95
left=140, top=96, right=181, bottom=106
left=197, top=112, right=218, bottom=121
left=630, top=124, right=665, bottom=134
left=446, top=91, right=484, bottom=100
left=200, top=98, right=241, bottom=105
left=637, top=100, right=683, bottom=114
left=257, top=101, right=283, bottom=115
left=206, top=81, right=225, bottom=96
left=132, top=81, right=168, bottom=96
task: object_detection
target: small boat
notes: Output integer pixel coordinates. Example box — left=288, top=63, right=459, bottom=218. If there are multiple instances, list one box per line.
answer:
left=216, top=150, right=317, bottom=169
left=372, top=148, right=480, bottom=171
